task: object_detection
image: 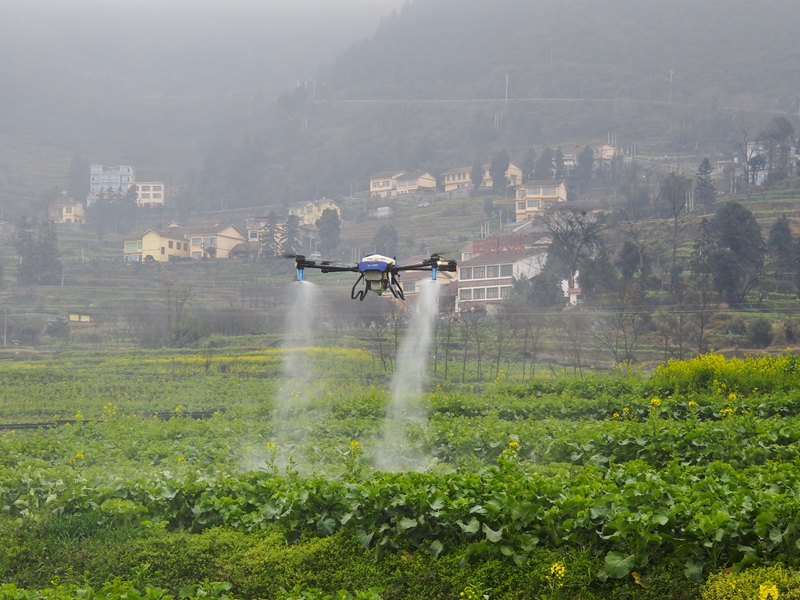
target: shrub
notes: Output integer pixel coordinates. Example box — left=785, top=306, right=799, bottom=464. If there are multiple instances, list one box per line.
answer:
left=701, top=564, right=800, bottom=599
left=748, top=318, right=774, bottom=348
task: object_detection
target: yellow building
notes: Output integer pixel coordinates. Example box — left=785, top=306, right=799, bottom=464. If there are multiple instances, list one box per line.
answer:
left=123, top=229, right=191, bottom=263
left=369, top=171, right=404, bottom=198
left=514, top=180, right=568, bottom=220
left=49, top=200, right=86, bottom=224
left=288, top=198, right=342, bottom=226
left=442, top=161, right=523, bottom=193
left=396, top=171, right=436, bottom=194
left=123, top=222, right=247, bottom=262
left=441, top=166, right=474, bottom=192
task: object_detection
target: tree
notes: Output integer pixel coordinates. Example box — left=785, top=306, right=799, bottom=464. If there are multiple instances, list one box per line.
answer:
left=470, top=158, right=483, bottom=195
left=761, top=116, right=795, bottom=183
left=258, top=211, right=281, bottom=259
left=16, top=218, right=62, bottom=286
left=694, top=158, right=716, bottom=214
left=521, top=147, right=537, bottom=181
left=554, top=147, right=565, bottom=179
left=280, top=214, right=302, bottom=257
left=657, top=172, right=693, bottom=285
left=372, top=224, right=398, bottom=257
left=316, top=208, right=341, bottom=254
left=572, top=145, right=594, bottom=192
left=543, top=209, right=606, bottom=286
left=535, top=147, right=554, bottom=179
left=489, top=150, right=510, bottom=195
left=693, top=203, right=766, bottom=306
left=767, top=215, right=795, bottom=290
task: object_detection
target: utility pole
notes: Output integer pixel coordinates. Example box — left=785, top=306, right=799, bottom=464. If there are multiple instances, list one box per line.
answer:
left=3, top=308, right=6, bottom=347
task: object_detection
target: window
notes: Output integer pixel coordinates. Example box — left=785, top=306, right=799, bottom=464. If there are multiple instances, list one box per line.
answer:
left=527, top=200, right=538, bottom=208
left=500, top=264, right=513, bottom=277
left=125, top=242, right=137, bottom=251
left=500, top=286, right=512, bottom=298
left=192, top=252, right=202, bottom=259
left=161, top=247, right=165, bottom=254
left=249, top=230, right=258, bottom=239
left=459, top=289, right=472, bottom=301
left=192, top=237, right=202, bottom=246
left=66, top=207, right=72, bottom=214
left=203, top=236, right=217, bottom=247
left=153, top=194, right=161, bottom=199
left=517, top=189, right=525, bottom=199
left=527, top=187, right=540, bottom=196
left=486, top=287, right=499, bottom=299
left=183, top=243, right=188, bottom=251
left=486, top=265, right=499, bottom=278
left=141, top=194, right=150, bottom=199
left=460, top=267, right=472, bottom=280
left=91, top=166, right=101, bottom=174
left=141, top=186, right=150, bottom=191
left=543, top=186, right=557, bottom=196
left=91, top=176, right=100, bottom=182
left=153, top=186, right=162, bottom=191
left=137, top=241, right=143, bottom=250
left=305, top=206, right=313, bottom=213
left=372, top=182, right=379, bottom=188
left=473, top=288, right=485, bottom=300
left=517, top=202, right=525, bottom=210
left=404, top=281, right=416, bottom=293
left=473, top=266, right=485, bottom=279
left=168, top=241, right=174, bottom=249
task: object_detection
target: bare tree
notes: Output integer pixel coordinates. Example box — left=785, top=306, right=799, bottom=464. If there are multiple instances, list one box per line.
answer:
left=491, top=311, right=516, bottom=379
left=543, top=210, right=607, bottom=285
left=558, top=312, right=586, bottom=377
left=589, top=281, right=649, bottom=364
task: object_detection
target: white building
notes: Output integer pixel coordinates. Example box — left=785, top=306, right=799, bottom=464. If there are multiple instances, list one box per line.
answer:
left=88, top=165, right=135, bottom=205
left=133, top=182, right=166, bottom=207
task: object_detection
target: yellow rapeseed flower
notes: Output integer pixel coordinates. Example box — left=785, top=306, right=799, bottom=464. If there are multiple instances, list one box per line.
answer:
left=688, top=400, right=699, bottom=408
left=759, top=583, right=779, bottom=600
left=612, top=412, right=621, bottom=420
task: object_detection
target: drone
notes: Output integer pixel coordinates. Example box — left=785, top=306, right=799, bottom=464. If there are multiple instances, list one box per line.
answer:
left=291, top=253, right=457, bottom=300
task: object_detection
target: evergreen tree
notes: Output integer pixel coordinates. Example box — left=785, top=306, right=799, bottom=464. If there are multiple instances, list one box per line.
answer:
left=535, top=147, right=554, bottom=179
left=316, top=208, right=341, bottom=254
left=258, top=211, right=281, bottom=259
left=489, top=149, right=510, bottom=195
left=695, top=158, right=716, bottom=213
left=470, top=158, right=484, bottom=195
left=572, top=145, right=594, bottom=191
left=521, top=147, right=537, bottom=181
left=554, top=147, right=565, bottom=179
left=280, top=214, right=302, bottom=256
left=767, top=214, right=794, bottom=287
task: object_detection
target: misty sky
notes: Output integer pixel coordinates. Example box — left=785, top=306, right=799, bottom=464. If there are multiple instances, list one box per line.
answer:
left=1, top=0, right=405, bottom=93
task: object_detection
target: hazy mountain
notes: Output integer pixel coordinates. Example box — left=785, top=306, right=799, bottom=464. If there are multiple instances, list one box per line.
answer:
left=321, top=0, right=800, bottom=110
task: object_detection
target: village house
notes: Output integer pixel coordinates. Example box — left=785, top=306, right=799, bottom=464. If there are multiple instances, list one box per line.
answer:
left=287, top=198, right=342, bottom=226
left=514, top=179, right=568, bottom=220
left=394, top=255, right=458, bottom=300
left=369, top=170, right=436, bottom=197
left=441, top=161, right=524, bottom=192
left=132, top=182, right=166, bottom=207
left=123, top=229, right=191, bottom=263
left=123, top=221, right=247, bottom=262
left=49, top=199, right=87, bottom=224
left=456, top=250, right=547, bottom=312
left=369, top=171, right=404, bottom=198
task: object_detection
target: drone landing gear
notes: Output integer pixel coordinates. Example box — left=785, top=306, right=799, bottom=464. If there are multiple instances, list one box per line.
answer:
left=351, top=274, right=367, bottom=301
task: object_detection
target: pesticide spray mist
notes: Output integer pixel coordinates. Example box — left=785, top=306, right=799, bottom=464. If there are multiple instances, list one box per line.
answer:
left=375, top=280, right=442, bottom=471
left=269, top=281, right=319, bottom=466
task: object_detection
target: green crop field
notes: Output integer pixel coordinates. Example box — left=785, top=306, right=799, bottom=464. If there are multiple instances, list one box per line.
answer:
left=3, top=349, right=800, bottom=599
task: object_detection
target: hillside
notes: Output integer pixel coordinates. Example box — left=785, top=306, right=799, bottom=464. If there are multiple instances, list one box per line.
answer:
left=188, top=0, right=800, bottom=212
left=322, top=0, right=800, bottom=109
